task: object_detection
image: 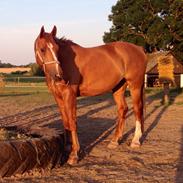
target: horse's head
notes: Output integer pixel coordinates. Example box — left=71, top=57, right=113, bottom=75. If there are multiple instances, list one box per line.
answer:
left=34, top=26, right=63, bottom=80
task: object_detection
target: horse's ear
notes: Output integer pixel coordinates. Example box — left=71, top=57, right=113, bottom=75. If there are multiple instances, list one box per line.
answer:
left=51, top=25, right=57, bottom=37
left=39, top=26, right=45, bottom=38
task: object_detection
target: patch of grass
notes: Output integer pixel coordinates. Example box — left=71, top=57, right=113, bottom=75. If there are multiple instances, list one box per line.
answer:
left=0, top=86, right=48, bottom=97
left=174, top=101, right=183, bottom=106
left=0, top=86, right=55, bottom=109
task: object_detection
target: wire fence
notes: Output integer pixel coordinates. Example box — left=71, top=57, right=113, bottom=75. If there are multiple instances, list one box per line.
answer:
left=3, top=77, right=47, bottom=87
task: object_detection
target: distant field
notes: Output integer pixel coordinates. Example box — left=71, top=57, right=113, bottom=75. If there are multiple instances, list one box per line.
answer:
left=0, top=67, right=31, bottom=74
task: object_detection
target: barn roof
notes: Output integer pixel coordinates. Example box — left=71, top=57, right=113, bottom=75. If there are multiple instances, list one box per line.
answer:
left=146, top=51, right=183, bottom=74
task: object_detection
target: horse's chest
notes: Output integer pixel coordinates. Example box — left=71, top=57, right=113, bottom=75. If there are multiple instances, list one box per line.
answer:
left=47, top=80, right=66, bottom=97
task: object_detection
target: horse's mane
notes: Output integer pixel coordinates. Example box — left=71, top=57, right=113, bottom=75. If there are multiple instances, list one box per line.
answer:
left=55, top=37, right=78, bottom=46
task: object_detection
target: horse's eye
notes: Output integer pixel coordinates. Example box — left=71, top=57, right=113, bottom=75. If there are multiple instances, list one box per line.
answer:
left=40, top=48, right=45, bottom=53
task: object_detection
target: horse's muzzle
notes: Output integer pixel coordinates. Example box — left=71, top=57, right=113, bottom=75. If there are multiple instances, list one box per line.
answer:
left=44, top=63, right=63, bottom=81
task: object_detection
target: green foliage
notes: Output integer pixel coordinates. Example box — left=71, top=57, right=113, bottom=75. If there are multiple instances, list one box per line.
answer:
left=11, top=71, right=28, bottom=75
left=30, top=63, right=44, bottom=76
left=103, top=0, right=183, bottom=62
left=0, top=60, right=15, bottom=68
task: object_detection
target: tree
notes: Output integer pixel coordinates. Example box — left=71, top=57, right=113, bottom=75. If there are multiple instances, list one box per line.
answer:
left=30, top=63, right=44, bottom=76
left=0, top=60, right=15, bottom=68
left=103, top=0, right=183, bottom=62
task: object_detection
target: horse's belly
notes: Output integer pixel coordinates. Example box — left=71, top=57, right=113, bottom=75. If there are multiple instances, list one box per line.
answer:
left=79, top=84, right=112, bottom=96
left=79, top=72, right=122, bottom=96
left=77, top=53, right=125, bottom=96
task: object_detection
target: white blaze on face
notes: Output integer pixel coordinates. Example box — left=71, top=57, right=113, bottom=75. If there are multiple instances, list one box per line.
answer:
left=47, top=42, right=61, bottom=77
left=133, top=120, right=142, bottom=142
left=47, top=43, right=58, bottom=61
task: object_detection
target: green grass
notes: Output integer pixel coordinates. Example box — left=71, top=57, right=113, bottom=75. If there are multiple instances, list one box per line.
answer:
left=0, top=86, right=55, bottom=108
left=175, top=101, right=183, bottom=105
left=0, top=86, right=49, bottom=97
left=0, top=85, right=182, bottom=106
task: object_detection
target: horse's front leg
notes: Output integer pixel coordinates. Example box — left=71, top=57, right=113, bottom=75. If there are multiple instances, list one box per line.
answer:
left=61, top=87, right=80, bottom=165
left=54, top=96, right=72, bottom=151
left=54, top=87, right=79, bottom=165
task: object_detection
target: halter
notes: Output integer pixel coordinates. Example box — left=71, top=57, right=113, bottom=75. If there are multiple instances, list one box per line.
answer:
left=36, top=43, right=62, bottom=79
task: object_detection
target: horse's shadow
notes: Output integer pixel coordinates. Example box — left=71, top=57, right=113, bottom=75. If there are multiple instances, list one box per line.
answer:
left=43, top=93, right=117, bottom=158
left=77, top=88, right=182, bottom=158
left=141, top=88, right=182, bottom=143
left=44, top=90, right=166, bottom=160
left=1, top=88, right=181, bottom=164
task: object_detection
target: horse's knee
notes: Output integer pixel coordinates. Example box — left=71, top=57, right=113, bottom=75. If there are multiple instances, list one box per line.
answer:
left=118, top=105, right=128, bottom=118
left=62, top=118, right=77, bottom=131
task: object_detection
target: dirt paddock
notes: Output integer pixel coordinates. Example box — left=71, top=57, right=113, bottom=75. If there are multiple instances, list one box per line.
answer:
left=0, top=88, right=183, bottom=183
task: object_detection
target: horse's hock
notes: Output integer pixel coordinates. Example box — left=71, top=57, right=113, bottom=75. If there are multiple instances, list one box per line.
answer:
left=0, top=126, right=64, bottom=177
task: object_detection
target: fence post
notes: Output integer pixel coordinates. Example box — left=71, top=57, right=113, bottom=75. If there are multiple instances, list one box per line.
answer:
left=162, top=82, right=170, bottom=104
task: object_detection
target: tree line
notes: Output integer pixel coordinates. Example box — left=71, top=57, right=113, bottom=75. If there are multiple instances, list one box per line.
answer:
left=0, top=60, right=16, bottom=68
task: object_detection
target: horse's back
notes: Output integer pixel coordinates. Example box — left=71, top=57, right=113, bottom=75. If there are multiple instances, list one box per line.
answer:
left=82, top=41, right=147, bottom=73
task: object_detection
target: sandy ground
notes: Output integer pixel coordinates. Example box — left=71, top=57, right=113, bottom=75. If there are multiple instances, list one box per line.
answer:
left=0, top=89, right=183, bottom=183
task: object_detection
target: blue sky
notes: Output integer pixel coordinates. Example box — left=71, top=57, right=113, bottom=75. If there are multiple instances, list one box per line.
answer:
left=0, top=0, right=117, bottom=65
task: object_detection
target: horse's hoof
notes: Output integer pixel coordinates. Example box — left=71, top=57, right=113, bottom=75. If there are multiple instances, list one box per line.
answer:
left=67, top=156, right=78, bottom=165
left=130, top=141, right=141, bottom=148
left=107, top=141, right=118, bottom=149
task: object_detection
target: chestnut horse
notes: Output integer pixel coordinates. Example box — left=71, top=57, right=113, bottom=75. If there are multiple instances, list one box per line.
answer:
left=34, top=26, right=147, bottom=165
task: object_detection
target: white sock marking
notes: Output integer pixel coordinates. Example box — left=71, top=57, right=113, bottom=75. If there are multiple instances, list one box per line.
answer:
left=133, top=120, right=142, bottom=143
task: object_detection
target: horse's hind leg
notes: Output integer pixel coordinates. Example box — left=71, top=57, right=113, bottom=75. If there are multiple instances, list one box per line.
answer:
left=108, top=82, right=128, bottom=149
left=129, top=84, right=144, bottom=148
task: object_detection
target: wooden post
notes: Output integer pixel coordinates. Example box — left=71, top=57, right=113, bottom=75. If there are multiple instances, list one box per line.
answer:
left=144, top=74, right=147, bottom=88
left=162, top=81, right=170, bottom=104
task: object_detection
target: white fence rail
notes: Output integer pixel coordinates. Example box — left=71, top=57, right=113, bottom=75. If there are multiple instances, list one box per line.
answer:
left=3, top=77, right=47, bottom=87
